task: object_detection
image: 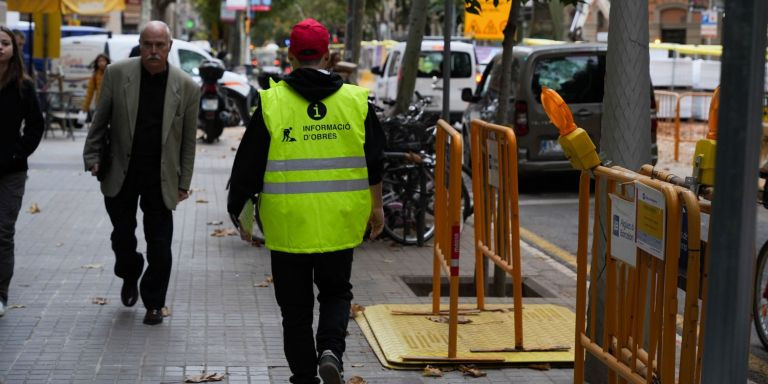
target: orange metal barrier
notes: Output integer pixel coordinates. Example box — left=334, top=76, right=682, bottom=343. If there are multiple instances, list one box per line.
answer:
left=432, top=118, right=465, bottom=358
left=674, top=92, right=714, bottom=161
left=469, top=119, right=524, bottom=349
left=573, top=166, right=706, bottom=384
left=654, top=90, right=679, bottom=121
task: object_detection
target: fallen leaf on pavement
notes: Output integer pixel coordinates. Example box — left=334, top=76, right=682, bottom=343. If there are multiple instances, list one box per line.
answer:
left=91, top=297, right=108, bottom=305
left=346, top=376, right=367, bottom=384
left=8, top=304, right=25, bottom=309
left=422, top=365, right=443, bottom=377
left=162, top=306, right=172, bottom=317
left=350, top=303, right=365, bottom=318
left=206, top=220, right=224, bottom=225
left=350, top=363, right=365, bottom=368
left=196, top=199, right=209, bottom=204
left=27, top=203, right=40, bottom=214
left=81, top=263, right=103, bottom=269
left=426, top=316, right=471, bottom=324
left=184, top=372, right=226, bottom=383
left=528, top=363, right=551, bottom=371
left=230, top=147, right=238, bottom=151
left=211, top=228, right=238, bottom=237
left=458, top=365, right=486, bottom=377
left=255, top=275, right=273, bottom=287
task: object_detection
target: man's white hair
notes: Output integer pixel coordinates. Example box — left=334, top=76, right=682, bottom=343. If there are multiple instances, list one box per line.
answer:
left=139, top=20, right=172, bottom=41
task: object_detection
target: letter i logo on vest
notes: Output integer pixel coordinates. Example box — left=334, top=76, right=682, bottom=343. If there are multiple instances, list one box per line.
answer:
left=307, top=101, right=327, bottom=120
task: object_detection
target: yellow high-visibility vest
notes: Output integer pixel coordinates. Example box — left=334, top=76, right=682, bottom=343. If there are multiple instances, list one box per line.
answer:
left=259, top=80, right=371, bottom=253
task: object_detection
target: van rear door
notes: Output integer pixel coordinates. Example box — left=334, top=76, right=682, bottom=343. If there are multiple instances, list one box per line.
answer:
left=525, top=51, right=606, bottom=161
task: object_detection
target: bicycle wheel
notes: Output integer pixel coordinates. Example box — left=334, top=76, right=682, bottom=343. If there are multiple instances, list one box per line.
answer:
left=753, top=240, right=768, bottom=350
left=382, top=166, right=435, bottom=245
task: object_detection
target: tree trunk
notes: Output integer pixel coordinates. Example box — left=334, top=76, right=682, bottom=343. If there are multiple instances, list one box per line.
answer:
left=345, top=0, right=367, bottom=63
left=548, top=0, right=564, bottom=40
left=392, top=0, right=428, bottom=115
left=584, top=1, right=650, bottom=383
left=494, top=1, right=520, bottom=125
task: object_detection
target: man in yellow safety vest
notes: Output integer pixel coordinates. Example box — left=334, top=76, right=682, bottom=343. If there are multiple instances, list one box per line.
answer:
left=227, top=18, right=385, bottom=384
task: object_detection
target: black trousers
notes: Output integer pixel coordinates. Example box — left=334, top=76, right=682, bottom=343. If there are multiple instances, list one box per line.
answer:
left=271, top=248, right=354, bottom=384
left=104, top=170, right=172, bottom=310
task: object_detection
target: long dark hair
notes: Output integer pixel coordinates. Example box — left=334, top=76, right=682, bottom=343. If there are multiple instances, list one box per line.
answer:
left=90, top=53, right=110, bottom=74
left=0, top=25, right=26, bottom=91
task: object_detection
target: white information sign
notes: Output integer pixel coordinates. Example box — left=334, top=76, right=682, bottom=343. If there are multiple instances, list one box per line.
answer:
left=701, top=10, right=718, bottom=39
left=636, top=182, right=666, bottom=260
left=609, top=194, right=637, bottom=267
left=486, top=139, right=500, bottom=188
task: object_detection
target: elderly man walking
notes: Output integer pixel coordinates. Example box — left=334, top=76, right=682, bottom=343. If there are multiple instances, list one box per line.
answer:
left=83, top=20, right=199, bottom=325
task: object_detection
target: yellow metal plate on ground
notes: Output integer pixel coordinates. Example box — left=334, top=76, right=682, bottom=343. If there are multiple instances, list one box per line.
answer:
left=355, top=303, right=575, bottom=368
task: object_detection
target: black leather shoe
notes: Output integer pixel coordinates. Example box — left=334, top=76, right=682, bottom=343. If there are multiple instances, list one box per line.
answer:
left=120, top=279, right=139, bottom=307
left=318, top=350, right=343, bottom=384
left=143, top=309, right=163, bottom=325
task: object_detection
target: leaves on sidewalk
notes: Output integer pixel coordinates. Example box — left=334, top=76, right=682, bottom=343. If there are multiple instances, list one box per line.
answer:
left=162, top=306, right=172, bottom=317
left=230, top=146, right=238, bottom=151
left=206, top=220, right=223, bottom=226
left=211, top=228, right=238, bottom=237
left=8, top=304, right=25, bottom=309
left=422, top=365, right=443, bottom=377
left=346, top=376, right=367, bottom=384
left=27, top=203, right=40, bottom=214
left=184, top=372, right=225, bottom=383
left=350, top=303, right=365, bottom=318
left=91, top=297, right=108, bottom=305
left=426, top=316, right=472, bottom=324
left=81, top=263, right=103, bottom=269
left=528, top=363, right=551, bottom=371
left=254, top=275, right=273, bottom=287
left=458, top=365, right=486, bottom=377
left=196, top=199, right=209, bottom=204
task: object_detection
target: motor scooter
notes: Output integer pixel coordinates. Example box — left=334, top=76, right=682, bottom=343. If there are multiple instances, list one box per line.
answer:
left=198, top=59, right=239, bottom=143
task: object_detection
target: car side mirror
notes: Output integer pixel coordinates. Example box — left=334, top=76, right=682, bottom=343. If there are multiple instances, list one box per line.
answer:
left=461, top=87, right=480, bottom=103
left=371, top=66, right=383, bottom=76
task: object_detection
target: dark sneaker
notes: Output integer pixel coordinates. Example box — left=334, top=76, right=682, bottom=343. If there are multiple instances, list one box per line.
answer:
left=318, top=350, right=343, bottom=384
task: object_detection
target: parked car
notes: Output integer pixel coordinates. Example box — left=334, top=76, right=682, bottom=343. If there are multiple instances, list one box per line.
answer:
left=371, top=38, right=478, bottom=123
left=55, top=34, right=255, bottom=125
left=461, top=43, right=658, bottom=174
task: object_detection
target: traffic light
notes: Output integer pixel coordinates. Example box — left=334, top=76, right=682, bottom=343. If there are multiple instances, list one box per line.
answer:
left=185, top=19, right=196, bottom=30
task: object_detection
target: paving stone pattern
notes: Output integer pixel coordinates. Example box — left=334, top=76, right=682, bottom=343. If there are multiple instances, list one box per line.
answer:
left=0, top=128, right=576, bottom=383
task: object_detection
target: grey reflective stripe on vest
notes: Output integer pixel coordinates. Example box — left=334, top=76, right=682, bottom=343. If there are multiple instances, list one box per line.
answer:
left=263, top=178, right=369, bottom=194
left=266, top=156, right=366, bottom=172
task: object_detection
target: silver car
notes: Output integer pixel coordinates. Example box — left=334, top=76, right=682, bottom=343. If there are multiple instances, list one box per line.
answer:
left=461, top=43, right=658, bottom=174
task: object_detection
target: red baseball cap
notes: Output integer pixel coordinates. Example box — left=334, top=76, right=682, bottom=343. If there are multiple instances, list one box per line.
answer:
left=289, top=18, right=330, bottom=61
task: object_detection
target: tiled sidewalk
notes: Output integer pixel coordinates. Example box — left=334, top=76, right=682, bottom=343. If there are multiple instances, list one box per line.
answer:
left=0, top=127, right=575, bottom=383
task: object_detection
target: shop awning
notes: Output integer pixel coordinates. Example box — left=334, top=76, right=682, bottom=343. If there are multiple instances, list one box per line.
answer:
left=8, top=0, right=125, bottom=15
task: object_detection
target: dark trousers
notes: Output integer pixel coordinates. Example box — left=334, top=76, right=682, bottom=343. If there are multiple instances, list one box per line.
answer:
left=271, top=248, right=354, bottom=384
left=104, top=171, right=172, bottom=310
left=0, top=172, right=27, bottom=305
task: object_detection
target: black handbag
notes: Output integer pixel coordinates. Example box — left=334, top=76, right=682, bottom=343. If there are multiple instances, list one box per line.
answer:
left=96, top=128, right=111, bottom=182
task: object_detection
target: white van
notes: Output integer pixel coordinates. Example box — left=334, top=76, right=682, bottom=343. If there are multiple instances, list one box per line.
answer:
left=371, top=39, right=477, bottom=122
left=55, top=34, right=255, bottom=123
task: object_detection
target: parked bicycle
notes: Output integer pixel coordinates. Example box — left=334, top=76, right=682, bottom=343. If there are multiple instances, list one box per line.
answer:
left=752, top=163, right=768, bottom=349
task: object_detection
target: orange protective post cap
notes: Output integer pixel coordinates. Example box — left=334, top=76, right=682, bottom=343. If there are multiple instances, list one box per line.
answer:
left=540, top=86, right=577, bottom=136
left=706, top=86, right=720, bottom=141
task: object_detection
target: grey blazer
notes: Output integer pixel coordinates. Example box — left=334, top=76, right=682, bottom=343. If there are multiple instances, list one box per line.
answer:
left=83, top=57, right=199, bottom=210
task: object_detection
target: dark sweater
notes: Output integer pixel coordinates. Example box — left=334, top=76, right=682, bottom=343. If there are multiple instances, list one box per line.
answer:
left=0, top=78, right=44, bottom=177
left=129, top=66, right=168, bottom=178
left=227, top=68, right=385, bottom=215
